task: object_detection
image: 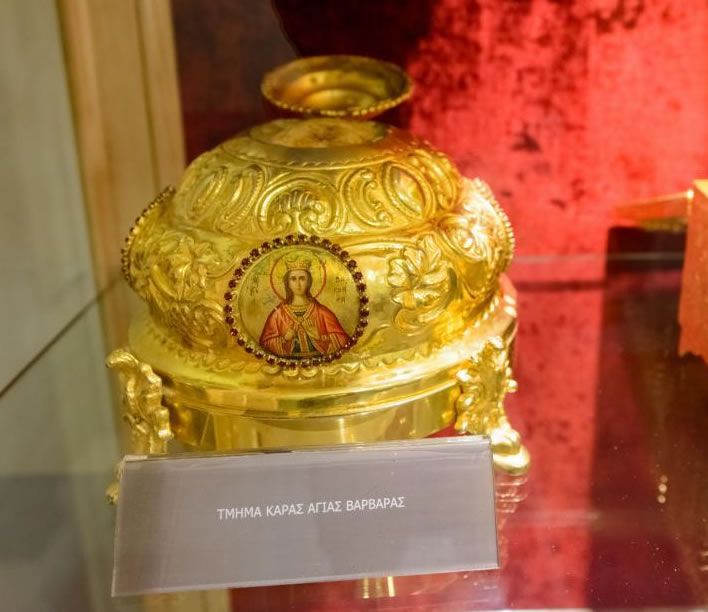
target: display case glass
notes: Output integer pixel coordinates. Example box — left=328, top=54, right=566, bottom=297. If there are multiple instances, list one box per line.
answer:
left=2, top=1, right=707, bottom=610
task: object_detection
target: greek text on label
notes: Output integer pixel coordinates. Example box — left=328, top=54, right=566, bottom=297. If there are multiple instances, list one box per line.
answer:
left=216, top=497, right=406, bottom=520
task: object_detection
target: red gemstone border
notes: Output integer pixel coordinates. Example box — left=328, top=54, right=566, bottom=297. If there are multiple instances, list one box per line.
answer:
left=222, top=234, right=370, bottom=369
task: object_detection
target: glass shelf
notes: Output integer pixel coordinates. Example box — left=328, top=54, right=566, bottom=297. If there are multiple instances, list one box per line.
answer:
left=1, top=226, right=705, bottom=611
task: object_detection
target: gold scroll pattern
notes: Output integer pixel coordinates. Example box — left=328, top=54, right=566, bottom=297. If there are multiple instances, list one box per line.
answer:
left=169, top=130, right=461, bottom=238
left=437, top=178, right=515, bottom=300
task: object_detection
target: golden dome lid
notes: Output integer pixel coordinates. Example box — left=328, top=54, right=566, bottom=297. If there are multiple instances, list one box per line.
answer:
left=121, top=57, right=516, bottom=418
left=166, top=117, right=461, bottom=239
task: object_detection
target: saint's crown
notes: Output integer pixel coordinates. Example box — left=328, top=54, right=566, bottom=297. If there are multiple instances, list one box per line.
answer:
left=285, top=257, right=312, bottom=272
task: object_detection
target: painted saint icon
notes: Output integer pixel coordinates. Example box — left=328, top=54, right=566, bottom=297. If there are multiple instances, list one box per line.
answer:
left=259, top=257, right=350, bottom=357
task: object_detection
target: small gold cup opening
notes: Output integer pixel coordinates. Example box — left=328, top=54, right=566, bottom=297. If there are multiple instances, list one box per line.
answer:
left=261, top=55, right=413, bottom=119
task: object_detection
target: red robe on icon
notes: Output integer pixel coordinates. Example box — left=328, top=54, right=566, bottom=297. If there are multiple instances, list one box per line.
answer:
left=259, top=299, right=350, bottom=357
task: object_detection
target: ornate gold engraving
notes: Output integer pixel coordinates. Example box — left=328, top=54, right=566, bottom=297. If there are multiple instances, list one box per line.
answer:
left=454, top=337, right=529, bottom=474
left=169, top=120, right=460, bottom=239
left=128, top=223, right=235, bottom=348
left=438, top=178, right=514, bottom=299
left=257, top=177, right=344, bottom=236
left=106, top=349, right=174, bottom=503
left=111, top=57, right=528, bottom=476
left=342, top=168, right=393, bottom=227
left=107, top=349, right=173, bottom=453
left=387, top=234, right=455, bottom=333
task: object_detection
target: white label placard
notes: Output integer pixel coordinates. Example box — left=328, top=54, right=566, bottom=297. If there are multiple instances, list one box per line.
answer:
left=113, top=436, right=498, bottom=595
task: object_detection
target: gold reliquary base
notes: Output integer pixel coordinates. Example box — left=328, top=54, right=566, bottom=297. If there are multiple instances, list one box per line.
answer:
left=106, top=276, right=529, bottom=501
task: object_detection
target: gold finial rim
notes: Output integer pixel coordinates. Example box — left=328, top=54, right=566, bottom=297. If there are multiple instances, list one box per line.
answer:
left=261, top=55, right=413, bottom=119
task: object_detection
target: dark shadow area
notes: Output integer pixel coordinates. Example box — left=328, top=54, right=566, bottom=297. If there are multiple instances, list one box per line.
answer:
left=588, top=226, right=708, bottom=605
left=171, top=0, right=440, bottom=160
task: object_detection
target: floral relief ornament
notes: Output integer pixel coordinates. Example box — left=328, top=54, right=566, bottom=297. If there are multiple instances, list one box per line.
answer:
left=387, top=234, right=455, bottom=333
left=130, top=228, right=234, bottom=348
left=133, top=230, right=218, bottom=303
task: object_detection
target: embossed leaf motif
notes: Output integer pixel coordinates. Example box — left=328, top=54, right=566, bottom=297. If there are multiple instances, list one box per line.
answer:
left=388, top=235, right=453, bottom=332
left=389, top=237, right=448, bottom=308
left=131, top=229, right=230, bottom=347
left=161, top=236, right=219, bottom=301
left=143, top=232, right=219, bottom=303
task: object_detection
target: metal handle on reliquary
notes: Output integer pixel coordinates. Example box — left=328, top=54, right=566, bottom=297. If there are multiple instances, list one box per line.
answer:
left=105, top=348, right=173, bottom=503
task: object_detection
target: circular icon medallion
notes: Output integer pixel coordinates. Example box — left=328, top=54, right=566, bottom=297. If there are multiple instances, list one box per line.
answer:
left=223, top=235, right=369, bottom=368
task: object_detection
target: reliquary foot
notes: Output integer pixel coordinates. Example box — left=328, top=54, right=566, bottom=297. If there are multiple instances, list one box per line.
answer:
left=454, top=337, right=530, bottom=475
